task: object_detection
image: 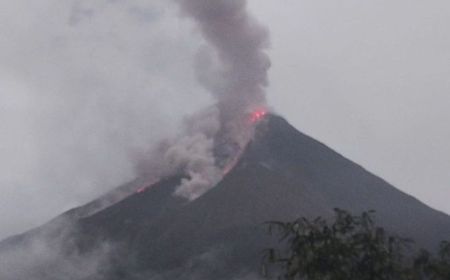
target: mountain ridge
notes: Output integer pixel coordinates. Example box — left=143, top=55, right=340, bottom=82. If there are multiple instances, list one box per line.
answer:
left=1, top=114, right=449, bottom=279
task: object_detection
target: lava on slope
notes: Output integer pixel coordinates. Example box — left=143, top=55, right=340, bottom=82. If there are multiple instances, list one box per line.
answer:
left=249, top=109, right=268, bottom=124
left=3, top=114, right=450, bottom=280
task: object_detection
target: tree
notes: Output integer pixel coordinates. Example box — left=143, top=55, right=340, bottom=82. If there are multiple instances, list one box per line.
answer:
left=263, top=209, right=449, bottom=280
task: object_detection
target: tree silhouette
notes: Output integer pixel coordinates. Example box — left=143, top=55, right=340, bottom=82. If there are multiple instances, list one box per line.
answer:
left=264, top=209, right=450, bottom=280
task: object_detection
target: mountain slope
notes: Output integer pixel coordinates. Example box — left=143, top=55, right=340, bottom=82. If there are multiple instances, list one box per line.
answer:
left=1, top=114, right=450, bottom=279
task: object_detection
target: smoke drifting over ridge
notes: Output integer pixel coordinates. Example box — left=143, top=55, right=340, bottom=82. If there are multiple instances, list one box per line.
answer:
left=154, top=0, right=271, bottom=199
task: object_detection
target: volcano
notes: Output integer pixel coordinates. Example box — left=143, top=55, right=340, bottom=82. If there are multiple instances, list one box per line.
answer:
left=1, top=114, right=450, bottom=279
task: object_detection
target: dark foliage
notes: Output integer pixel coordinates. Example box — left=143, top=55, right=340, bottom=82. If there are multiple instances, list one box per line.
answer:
left=264, top=209, right=450, bottom=280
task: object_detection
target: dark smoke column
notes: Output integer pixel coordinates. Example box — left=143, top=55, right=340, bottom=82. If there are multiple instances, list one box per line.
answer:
left=162, top=0, right=271, bottom=200
left=177, top=0, right=271, bottom=125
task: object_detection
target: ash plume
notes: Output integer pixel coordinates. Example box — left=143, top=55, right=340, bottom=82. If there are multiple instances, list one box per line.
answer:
left=159, top=0, right=271, bottom=199
left=178, top=0, right=271, bottom=121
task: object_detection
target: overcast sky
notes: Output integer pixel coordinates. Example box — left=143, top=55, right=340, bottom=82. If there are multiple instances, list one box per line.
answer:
left=0, top=0, right=449, bottom=239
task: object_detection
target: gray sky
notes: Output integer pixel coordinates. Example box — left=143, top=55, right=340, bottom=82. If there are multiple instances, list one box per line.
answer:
left=248, top=0, right=450, bottom=217
left=0, top=0, right=449, bottom=239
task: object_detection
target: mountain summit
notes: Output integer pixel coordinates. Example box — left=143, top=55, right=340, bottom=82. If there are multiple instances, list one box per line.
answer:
left=1, top=114, right=450, bottom=279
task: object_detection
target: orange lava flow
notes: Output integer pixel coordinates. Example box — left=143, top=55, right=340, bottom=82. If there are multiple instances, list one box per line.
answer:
left=249, top=109, right=267, bottom=123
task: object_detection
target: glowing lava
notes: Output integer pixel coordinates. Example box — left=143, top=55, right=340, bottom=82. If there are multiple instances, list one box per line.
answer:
left=249, top=109, right=267, bottom=123
left=221, top=109, right=268, bottom=176
left=135, top=179, right=159, bottom=194
left=136, top=187, right=147, bottom=194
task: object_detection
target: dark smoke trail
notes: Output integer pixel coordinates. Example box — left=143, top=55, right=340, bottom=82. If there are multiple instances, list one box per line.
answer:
left=177, top=0, right=271, bottom=123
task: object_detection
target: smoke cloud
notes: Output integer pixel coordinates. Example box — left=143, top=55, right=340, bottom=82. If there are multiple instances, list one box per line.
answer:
left=164, top=0, right=271, bottom=199
left=0, top=1, right=273, bottom=275
left=0, top=0, right=272, bottom=239
left=178, top=0, right=271, bottom=120
left=0, top=0, right=208, bottom=239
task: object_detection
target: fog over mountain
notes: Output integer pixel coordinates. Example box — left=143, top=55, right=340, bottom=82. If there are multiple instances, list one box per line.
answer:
left=1, top=0, right=450, bottom=242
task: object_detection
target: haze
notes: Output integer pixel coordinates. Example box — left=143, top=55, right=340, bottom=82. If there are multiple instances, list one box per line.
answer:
left=0, top=0, right=449, bottom=239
